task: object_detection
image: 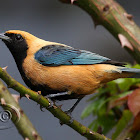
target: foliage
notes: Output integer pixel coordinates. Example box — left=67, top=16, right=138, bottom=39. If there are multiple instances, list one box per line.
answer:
left=81, top=64, right=140, bottom=139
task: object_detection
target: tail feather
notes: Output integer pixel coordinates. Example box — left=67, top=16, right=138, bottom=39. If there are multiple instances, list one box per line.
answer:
left=119, top=67, right=140, bottom=78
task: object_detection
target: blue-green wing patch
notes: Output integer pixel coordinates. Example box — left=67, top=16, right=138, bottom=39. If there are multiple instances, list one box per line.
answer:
left=35, top=45, right=110, bottom=66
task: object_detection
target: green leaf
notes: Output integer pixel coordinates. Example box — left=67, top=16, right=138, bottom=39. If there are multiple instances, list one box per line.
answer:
left=132, top=64, right=140, bottom=69
left=117, top=90, right=132, bottom=98
left=118, top=78, right=133, bottom=91
left=112, top=110, right=133, bottom=140
left=88, top=119, right=99, bottom=132
left=107, top=81, right=118, bottom=95
left=94, top=102, right=116, bottom=134
left=115, top=78, right=125, bottom=84
left=87, top=91, right=105, bottom=101
left=134, top=132, right=140, bottom=140
left=98, top=113, right=116, bottom=134
left=98, top=87, right=109, bottom=94
left=88, top=111, right=116, bottom=134
left=81, top=97, right=105, bottom=119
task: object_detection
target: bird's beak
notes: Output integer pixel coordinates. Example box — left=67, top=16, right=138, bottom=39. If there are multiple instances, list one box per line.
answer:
left=0, top=33, right=11, bottom=41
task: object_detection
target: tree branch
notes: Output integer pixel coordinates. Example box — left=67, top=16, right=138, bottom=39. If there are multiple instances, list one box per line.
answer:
left=0, top=66, right=111, bottom=140
left=59, top=0, right=140, bottom=64
left=0, top=80, right=42, bottom=140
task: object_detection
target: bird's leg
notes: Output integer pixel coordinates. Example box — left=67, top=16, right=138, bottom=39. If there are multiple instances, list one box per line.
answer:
left=64, top=97, right=83, bottom=124
left=47, top=92, right=69, bottom=98
left=65, top=97, right=83, bottom=115
left=46, top=96, right=55, bottom=108
left=46, top=92, right=83, bottom=115
left=37, top=91, right=55, bottom=111
left=46, top=92, right=69, bottom=109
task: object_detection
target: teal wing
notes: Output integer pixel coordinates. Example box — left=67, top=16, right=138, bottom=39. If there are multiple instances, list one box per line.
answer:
left=34, top=45, right=111, bottom=66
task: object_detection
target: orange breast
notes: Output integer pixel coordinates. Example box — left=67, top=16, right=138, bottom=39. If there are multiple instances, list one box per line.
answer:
left=22, top=55, right=132, bottom=95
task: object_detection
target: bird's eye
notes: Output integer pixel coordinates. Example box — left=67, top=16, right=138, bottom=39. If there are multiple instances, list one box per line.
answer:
left=15, top=34, right=23, bottom=41
left=4, top=33, right=8, bottom=36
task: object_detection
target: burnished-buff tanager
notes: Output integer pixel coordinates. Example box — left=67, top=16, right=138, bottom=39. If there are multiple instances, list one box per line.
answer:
left=0, top=30, right=140, bottom=112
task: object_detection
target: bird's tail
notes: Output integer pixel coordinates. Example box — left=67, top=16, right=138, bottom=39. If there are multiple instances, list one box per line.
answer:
left=118, top=67, right=140, bottom=78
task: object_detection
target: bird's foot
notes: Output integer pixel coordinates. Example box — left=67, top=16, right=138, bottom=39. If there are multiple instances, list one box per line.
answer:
left=37, top=91, right=55, bottom=111
left=39, top=97, right=55, bottom=111
left=46, top=96, right=55, bottom=108
left=64, top=108, right=73, bottom=116
left=69, top=116, right=74, bottom=124
left=59, top=112, right=74, bottom=125
left=64, top=109, right=74, bottom=124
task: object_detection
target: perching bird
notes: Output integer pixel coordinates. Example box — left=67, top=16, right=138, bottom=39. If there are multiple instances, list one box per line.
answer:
left=0, top=30, right=140, bottom=112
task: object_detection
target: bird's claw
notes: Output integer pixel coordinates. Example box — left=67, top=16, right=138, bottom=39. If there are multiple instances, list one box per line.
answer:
left=64, top=109, right=72, bottom=116
left=46, top=96, right=54, bottom=108
left=39, top=97, right=54, bottom=111
left=69, top=117, right=74, bottom=124
left=59, top=115, right=74, bottom=125
left=64, top=109, right=74, bottom=124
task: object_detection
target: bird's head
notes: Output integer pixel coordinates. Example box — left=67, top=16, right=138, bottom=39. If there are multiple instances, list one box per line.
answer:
left=0, top=30, right=48, bottom=55
left=0, top=30, right=39, bottom=53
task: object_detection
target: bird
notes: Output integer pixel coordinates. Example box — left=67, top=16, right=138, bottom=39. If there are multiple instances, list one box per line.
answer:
left=0, top=30, right=140, bottom=113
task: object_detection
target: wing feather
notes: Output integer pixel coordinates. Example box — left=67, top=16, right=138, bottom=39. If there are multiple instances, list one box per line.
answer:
left=35, top=45, right=111, bottom=66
